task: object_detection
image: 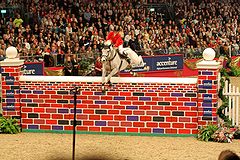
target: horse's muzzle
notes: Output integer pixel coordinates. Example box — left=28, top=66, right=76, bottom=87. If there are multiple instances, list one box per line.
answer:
left=101, top=57, right=106, bottom=62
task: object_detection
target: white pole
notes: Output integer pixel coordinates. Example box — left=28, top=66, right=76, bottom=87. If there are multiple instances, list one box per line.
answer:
left=228, top=84, right=232, bottom=121
left=232, top=86, right=235, bottom=126
left=224, top=80, right=229, bottom=116
left=236, top=87, right=239, bottom=126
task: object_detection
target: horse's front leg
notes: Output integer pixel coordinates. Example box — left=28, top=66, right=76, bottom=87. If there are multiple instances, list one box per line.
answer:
left=106, top=67, right=119, bottom=86
left=101, top=62, right=107, bottom=90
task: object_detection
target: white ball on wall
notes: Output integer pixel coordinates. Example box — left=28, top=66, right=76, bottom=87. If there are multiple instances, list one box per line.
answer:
left=203, top=48, right=216, bottom=61
left=6, top=46, right=18, bottom=59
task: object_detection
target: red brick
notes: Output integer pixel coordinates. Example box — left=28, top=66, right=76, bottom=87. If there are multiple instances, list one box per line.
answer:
left=64, top=126, right=73, bottom=130
left=166, top=117, right=177, bottom=122
left=82, top=100, right=93, bottom=104
left=185, top=111, right=197, bottom=116
left=40, top=114, right=50, bottom=119
left=165, top=97, right=177, bottom=101
left=152, top=106, right=164, bottom=110
left=77, top=115, right=88, bottom=120
left=83, top=109, right=94, bottom=114
left=102, top=127, right=113, bottom=132
left=45, top=91, right=56, bottom=94
left=101, top=96, right=113, bottom=100
left=107, top=101, right=118, bottom=104
left=88, top=96, right=100, bottom=100
left=89, top=115, right=100, bottom=120
left=27, top=95, right=38, bottom=98
left=165, top=106, right=177, bottom=110
left=140, top=128, right=151, bottom=133
left=101, top=105, right=112, bottom=109
left=126, top=97, right=138, bottom=100
left=33, top=99, right=44, bottom=103
left=51, top=104, right=63, bottom=108
left=121, top=110, right=132, bottom=115
left=40, top=125, right=51, bottom=130
left=120, top=92, right=131, bottom=96
left=192, top=129, right=198, bottom=134
left=146, top=122, right=158, bottom=127
left=198, top=75, right=207, bottom=79
left=89, top=127, right=100, bottom=132
left=108, top=110, right=119, bottom=114
left=21, top=108, right=32, bottom=112
left=179, top=117, right=191, bottom=122
left=145, top=93, right=157, bottom=96
left=77, top=126, right=88, bottom=131
left=121, top=122, right=132, bottom=127
left=159, top=111, right=170, bottom=116
left=46, top=108, right=56, bottom=113
left=139, top=105, right=151, bottom=110
left=34, top=119, right=45, bottom=124
left=22, top=119, right=33, bottom=124
left=146, top=111, right=158, bottom=115
left=114, top=127, right=125, bottom=132
left=82, top=91, right=93, bottom=95
left=78, top=95, right=87, bottom=99
left=52, top=114, right=63, bottom=119
left=88, top=105, right=100, bottom=109
left=107, top=92, right=119, bottom=96
left=114, top=115, right=126, bottom=121
left=178, top=107, right=190, bottom=111
left=113, top=105, right=125, bottom=109
left=133, top=101, right=144, bottom=105
left=172, top=102, right=184, bottom=106
left=108, top=121, right=119, bottom=126
left=159, top=93, right=170, bottom=96
left=172, top=123, right=184, bottom=128
left=133, top=122, right=145, bottom=127
left=33, top=108, right=45, bottom=113
left=4, top=68, right=15, bottom=72
left=100, top=115, right=113, bottom=120
left=178, top=98, right=190, bottom=101
left=51, top=95, right=63, bottom=99
left=179, top=129, right=191, bottom=134
left=133, top=110, right=145, bottom=115
left=159, top=123, right=171, bottom=128
left=146, top=101, right=157, bottom=105
left=120, top=101, right=131, bottom=105
left=83, top=121, right=94, bottom=126
left=185, top=123, right=197, bottom=128
left=127, top=128, right=138, bottom=133
left=140, top=116, right=152, bottom=121
left=45, top=99, right=56, bottom=103
left=46, top=120, right=57, bottom=124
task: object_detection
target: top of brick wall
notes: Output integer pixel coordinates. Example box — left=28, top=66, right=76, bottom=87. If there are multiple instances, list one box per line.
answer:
left=19, top=76, right=197, bottom=84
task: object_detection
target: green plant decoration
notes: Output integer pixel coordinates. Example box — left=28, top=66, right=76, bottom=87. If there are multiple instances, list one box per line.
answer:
left=198, top=124, right=218, bottom=142
left=217, top=56, right=232, bottom=125
left=0, top=116, right=21, bottom=134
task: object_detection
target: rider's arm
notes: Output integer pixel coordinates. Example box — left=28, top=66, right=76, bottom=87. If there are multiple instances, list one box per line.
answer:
left=106, top=31, right=114, bottom=41
left=114, top=37, right=123, bottom=48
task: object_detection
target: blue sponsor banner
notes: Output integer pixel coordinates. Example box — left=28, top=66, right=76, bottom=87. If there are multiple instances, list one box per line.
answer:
left=6, top=90, right=14, bottom=98
left=5, top=76, right=15, bottom=85
left=23, top=62, right=44, bottom=75
left=122, top=54, right=183, bottom=72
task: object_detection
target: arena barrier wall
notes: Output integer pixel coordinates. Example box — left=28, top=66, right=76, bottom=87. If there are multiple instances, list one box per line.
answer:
left=0, top=56, right=221, bottom=136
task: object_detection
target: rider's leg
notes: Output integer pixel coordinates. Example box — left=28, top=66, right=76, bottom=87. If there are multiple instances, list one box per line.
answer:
left=118, top=45, right=131, bottom=64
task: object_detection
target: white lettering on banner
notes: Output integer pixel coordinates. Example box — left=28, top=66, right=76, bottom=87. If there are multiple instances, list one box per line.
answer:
left=156, top=57, right=178, bottom=67
left=23, top=65, right=36, bottom=75
left=132, top=62, right=146, bottom=68
left=6, top=104, right=14, bottom=108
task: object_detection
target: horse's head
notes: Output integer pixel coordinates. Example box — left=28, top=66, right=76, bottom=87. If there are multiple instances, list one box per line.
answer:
left=101, top=40, right=113, bottom=62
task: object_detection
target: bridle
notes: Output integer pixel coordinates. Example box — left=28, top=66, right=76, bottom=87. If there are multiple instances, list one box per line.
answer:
left=102, top=44, right=117, bottom=61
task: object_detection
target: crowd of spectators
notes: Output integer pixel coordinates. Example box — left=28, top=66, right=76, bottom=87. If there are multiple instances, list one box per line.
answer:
left=0, top=0, right=240, bottom=71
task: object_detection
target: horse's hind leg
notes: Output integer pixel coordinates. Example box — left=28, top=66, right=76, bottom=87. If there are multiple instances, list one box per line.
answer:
left=106, top=68, right=119, bottom=86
